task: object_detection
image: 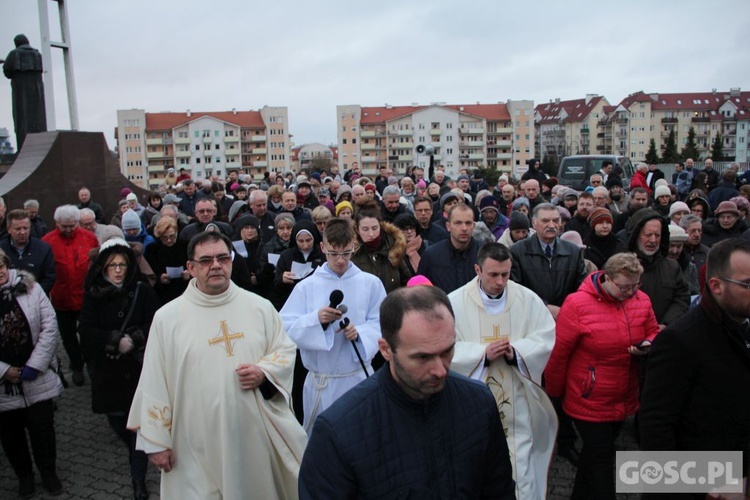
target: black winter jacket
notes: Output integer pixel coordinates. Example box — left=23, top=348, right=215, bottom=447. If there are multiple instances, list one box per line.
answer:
left=299, top=364, right=516, bottom=499
left=624, top=208, right=690, bottom=325
left=640, top=287, right=750, bottom=480
left=510, top=234, right=587, bottom=306
left=0, top=237, right=56, bottom=295
left=416, top=238, right=480, bottom=294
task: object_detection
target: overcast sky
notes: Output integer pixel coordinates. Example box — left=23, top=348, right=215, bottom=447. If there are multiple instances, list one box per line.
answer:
left=1, top=0, right=748, bottom=152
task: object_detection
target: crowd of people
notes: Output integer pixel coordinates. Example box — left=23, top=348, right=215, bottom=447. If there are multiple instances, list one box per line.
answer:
left=0, top=157, right=747, bottom=499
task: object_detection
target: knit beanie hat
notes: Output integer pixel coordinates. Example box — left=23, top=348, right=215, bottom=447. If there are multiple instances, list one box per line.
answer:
left=605, top=176, right=623, bottom=189
left=509, top=211, right=530, bottom=230
left=654, top=179, right=669, bottom=188
left=668, top=224, right=688, bottom=243
left=335, top=201, right=353, bottom=216
left=668, top=201, right=690, bottom=218
left=121, top=209, right=141, bottom=231
left=654, top=185, right=671, bottom=198
left=588, top=207, right=613, bottom=228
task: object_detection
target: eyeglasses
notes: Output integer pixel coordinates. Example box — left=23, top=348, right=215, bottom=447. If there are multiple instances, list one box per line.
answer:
left=192, top=254, right=232, bottom=267
left=160, top=233, right=177, bottom=241
left=106, top=263, right=128, bottom=270
left=324, top=248, right=354, bottom=259
left=611, top=280, right=641, bottom=293
left=719, top=277, right=750, bottom=290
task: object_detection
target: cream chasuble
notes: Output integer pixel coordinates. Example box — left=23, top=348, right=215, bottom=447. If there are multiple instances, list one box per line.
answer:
left=449, top=277, right=558, bottom=500
left=127, top=280, right=307, bottom=500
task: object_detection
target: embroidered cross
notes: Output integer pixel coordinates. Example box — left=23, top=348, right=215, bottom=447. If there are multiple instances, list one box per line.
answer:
left=209, top=320, right=244, bottom=357
left=482, top=324, right=505, bottom=343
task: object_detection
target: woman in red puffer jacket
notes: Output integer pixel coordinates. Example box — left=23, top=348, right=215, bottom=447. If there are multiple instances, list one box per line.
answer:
left=545, top=252, right=660, bottom=500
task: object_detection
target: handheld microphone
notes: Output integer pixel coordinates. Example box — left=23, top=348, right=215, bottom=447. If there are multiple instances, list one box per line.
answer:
left=322, top=290, right=344, bottom=330
left=337, top=304, right=348, bottom=315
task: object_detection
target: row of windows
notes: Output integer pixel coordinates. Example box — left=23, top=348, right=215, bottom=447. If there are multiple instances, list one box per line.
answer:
left=123, top=133, right=141, bottom=140
left=123, top=119, right=141, bottom=127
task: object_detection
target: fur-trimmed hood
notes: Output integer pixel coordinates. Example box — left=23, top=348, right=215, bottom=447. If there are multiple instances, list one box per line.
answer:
left=381, top=221, right=407, bottom=267
left=1, top=269, right=36, bottom=297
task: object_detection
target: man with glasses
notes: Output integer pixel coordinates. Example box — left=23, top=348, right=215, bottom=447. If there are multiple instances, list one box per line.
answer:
left=280, top=218, right=387, bottom=433
left=413, top=196, right=448, bottom=244
left=43, top=205, right=99, bottom=386
left=178, top=198, right=232, bottom=243
left=128, top=231, right=306, bottom=498
left=640, top=239, right=750, bottom=494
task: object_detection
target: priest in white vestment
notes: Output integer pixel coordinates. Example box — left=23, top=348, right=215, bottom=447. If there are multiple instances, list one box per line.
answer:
left=280, top=218, right=386, bottom=433
left=449, top=242, right=558, bottom=500
left=127, top=232, right=307, bottom=499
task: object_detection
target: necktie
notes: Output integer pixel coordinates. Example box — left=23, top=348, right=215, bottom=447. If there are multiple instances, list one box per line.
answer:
left=545, top=246, right=552, bottom=259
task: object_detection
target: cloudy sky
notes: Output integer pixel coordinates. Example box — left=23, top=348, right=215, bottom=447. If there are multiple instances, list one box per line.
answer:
left=1, top=0, right=748, bottom=152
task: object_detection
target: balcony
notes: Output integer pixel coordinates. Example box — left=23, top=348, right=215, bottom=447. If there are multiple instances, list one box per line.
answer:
left=430, top=141, right=441, bottom=147
left=692, top=116, right=710, bottom=123
left=361, top=131, right=376, bottom=138
left=546, top=130, right=565, bottom=137
left=493, top=140, right=512, bottom=148
left=146, top=138, right=163, bottom=146
left=202, top=136, right=212, bottom=144
left=395, top=129, right=412, bottom=136
left=175, top=136, right=190, bottom=145
left=497, top=152, right=512, bottom=160
left=253, top=161, right=268, bottom=168
left=146, top=151, right=164, bottom=159
left=596, top=132, right=605, bottom=138
left=362, top=156, right=377, bottom=163
left=461, top=140, right=484, bottom=148
left=433, top=154, right=442, bottom=160
left=224, top=135, right=240, bottom=143
left=362, top=143, right=377, bottom=151
left=252, top=148, right=267, bottom=154
left=394, top=142, right=414, bottom=149
left=468, top=153, right=485, bottom=160
left=460, top=127, right=484, bottom=134
left=581, top=128, right=589, bottom=134
left=175, top=150, right=191, bottom=158
left=614, top=117, right=628, bottom=124
left=395, top=155, right=411, bottom=161
left=251, top=135, right=267, bottom=141
left=147, top=165, right=164, bottom=173
left=661, top=117, right=678, bottom=124
left=225, top=149, right=240, bottom=156
left=429, top=128, right=441, bottom=135
left=596, top=145, right=606, bottom=151
left=497, top=127, right=513, bottom=134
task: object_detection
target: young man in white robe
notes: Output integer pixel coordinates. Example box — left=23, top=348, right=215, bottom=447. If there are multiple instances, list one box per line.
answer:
left=449, top=242, right=558, bottom=500
left=280, top=217, right=387, bottom=433
left=127, top=232, right=306, bottom=499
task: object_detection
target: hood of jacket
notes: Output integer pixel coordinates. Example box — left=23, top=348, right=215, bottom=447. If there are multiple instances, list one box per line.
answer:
left=85, top=241, right=139, bottom=298
left=381, top=221, right=407, bottom=267
left=1, top=269, right=35, bottom=297
left=625, top=208, right=670, bottom=257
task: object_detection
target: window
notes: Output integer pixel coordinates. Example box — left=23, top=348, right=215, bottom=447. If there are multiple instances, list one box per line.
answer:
left=214, top=130, right=219, bottom=137
left=215, top=144, right=220, bottom=150
left=342, top=126, right=346, bottom=132
left=342, top=139, right=347, bottom=144
left=352, top=138, right=357, bottom=144
left=446, top=123, right=453, bottom=129
left=195, top=145, right=200, bottom=151
left=196, top=158, right=201, bottom=164
left=216, top=157, right=221, bottom=163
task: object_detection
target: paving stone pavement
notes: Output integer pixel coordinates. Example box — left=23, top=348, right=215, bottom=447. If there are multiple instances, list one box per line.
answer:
left=0, top=352, right=639, bottom=499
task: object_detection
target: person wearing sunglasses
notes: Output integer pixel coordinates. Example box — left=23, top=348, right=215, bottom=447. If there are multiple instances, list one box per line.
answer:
left=545, top=252, right=660, bottom=499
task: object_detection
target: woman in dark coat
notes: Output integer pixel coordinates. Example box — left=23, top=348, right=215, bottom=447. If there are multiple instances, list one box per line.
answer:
left=351, top=199, right=411, bottom=294
left=584, top=207, right=619, bottom=270
left=232, top=214, right=273, bottom=298
left=392, top=213, right=429, bottom=276
left=79, top=238, right=160, bottom=500
left=143, top=217, right=189, bottom=304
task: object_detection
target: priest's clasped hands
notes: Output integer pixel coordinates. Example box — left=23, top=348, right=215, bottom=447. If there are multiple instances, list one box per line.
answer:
left=485, top=337, right=515, bottom=362
left=236, top=364, right=266, bottom=390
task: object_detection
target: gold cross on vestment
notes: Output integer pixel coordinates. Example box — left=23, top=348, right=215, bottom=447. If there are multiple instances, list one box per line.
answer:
left=209, top=320, right=245, bottom=357
left=482, top=324, right=508, bottom=344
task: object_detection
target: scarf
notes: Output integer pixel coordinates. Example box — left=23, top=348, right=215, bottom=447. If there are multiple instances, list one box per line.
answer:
left=363, top=234, right=382, bottom=251
left=405, top=235, right=423, bottom=273
left=0, top=278, right=32, bottom=395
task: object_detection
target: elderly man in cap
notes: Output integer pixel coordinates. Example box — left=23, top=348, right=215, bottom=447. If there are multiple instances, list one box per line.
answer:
left=479, top=196, right=508, bottom=239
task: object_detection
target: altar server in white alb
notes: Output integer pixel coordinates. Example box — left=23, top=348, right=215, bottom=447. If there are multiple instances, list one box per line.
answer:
left=281, top=217, right=386, bottom=433
left=449, top=242, right=558, bottom=500
left=127, top=232, right=306, bottom=499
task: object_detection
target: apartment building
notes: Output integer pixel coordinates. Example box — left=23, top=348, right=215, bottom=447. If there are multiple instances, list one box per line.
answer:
left=115, top=107, right=291, bottom=189
left=596, top=89, right=750, bottom=162
left=290, top=143, right=337, bottom=172
left=337, top=101, right=534, bottom=178
left=534, top=95, right=610, bottom=165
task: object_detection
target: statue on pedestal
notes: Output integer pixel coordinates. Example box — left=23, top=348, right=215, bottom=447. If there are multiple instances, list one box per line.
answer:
left=3, top=34, right=47, bottom=151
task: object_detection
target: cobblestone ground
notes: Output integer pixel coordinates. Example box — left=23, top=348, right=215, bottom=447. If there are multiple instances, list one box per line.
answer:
left=0, top=351, right=638, bottom=499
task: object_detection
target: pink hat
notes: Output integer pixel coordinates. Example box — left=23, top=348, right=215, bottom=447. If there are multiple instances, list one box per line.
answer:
left=416, top=180, right=427, bottom=189
left=407, top=275, right=433, bottom=287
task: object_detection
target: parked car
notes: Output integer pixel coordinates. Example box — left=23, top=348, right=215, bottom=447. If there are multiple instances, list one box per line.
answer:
left=557, top=155, right=635, bottom=191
